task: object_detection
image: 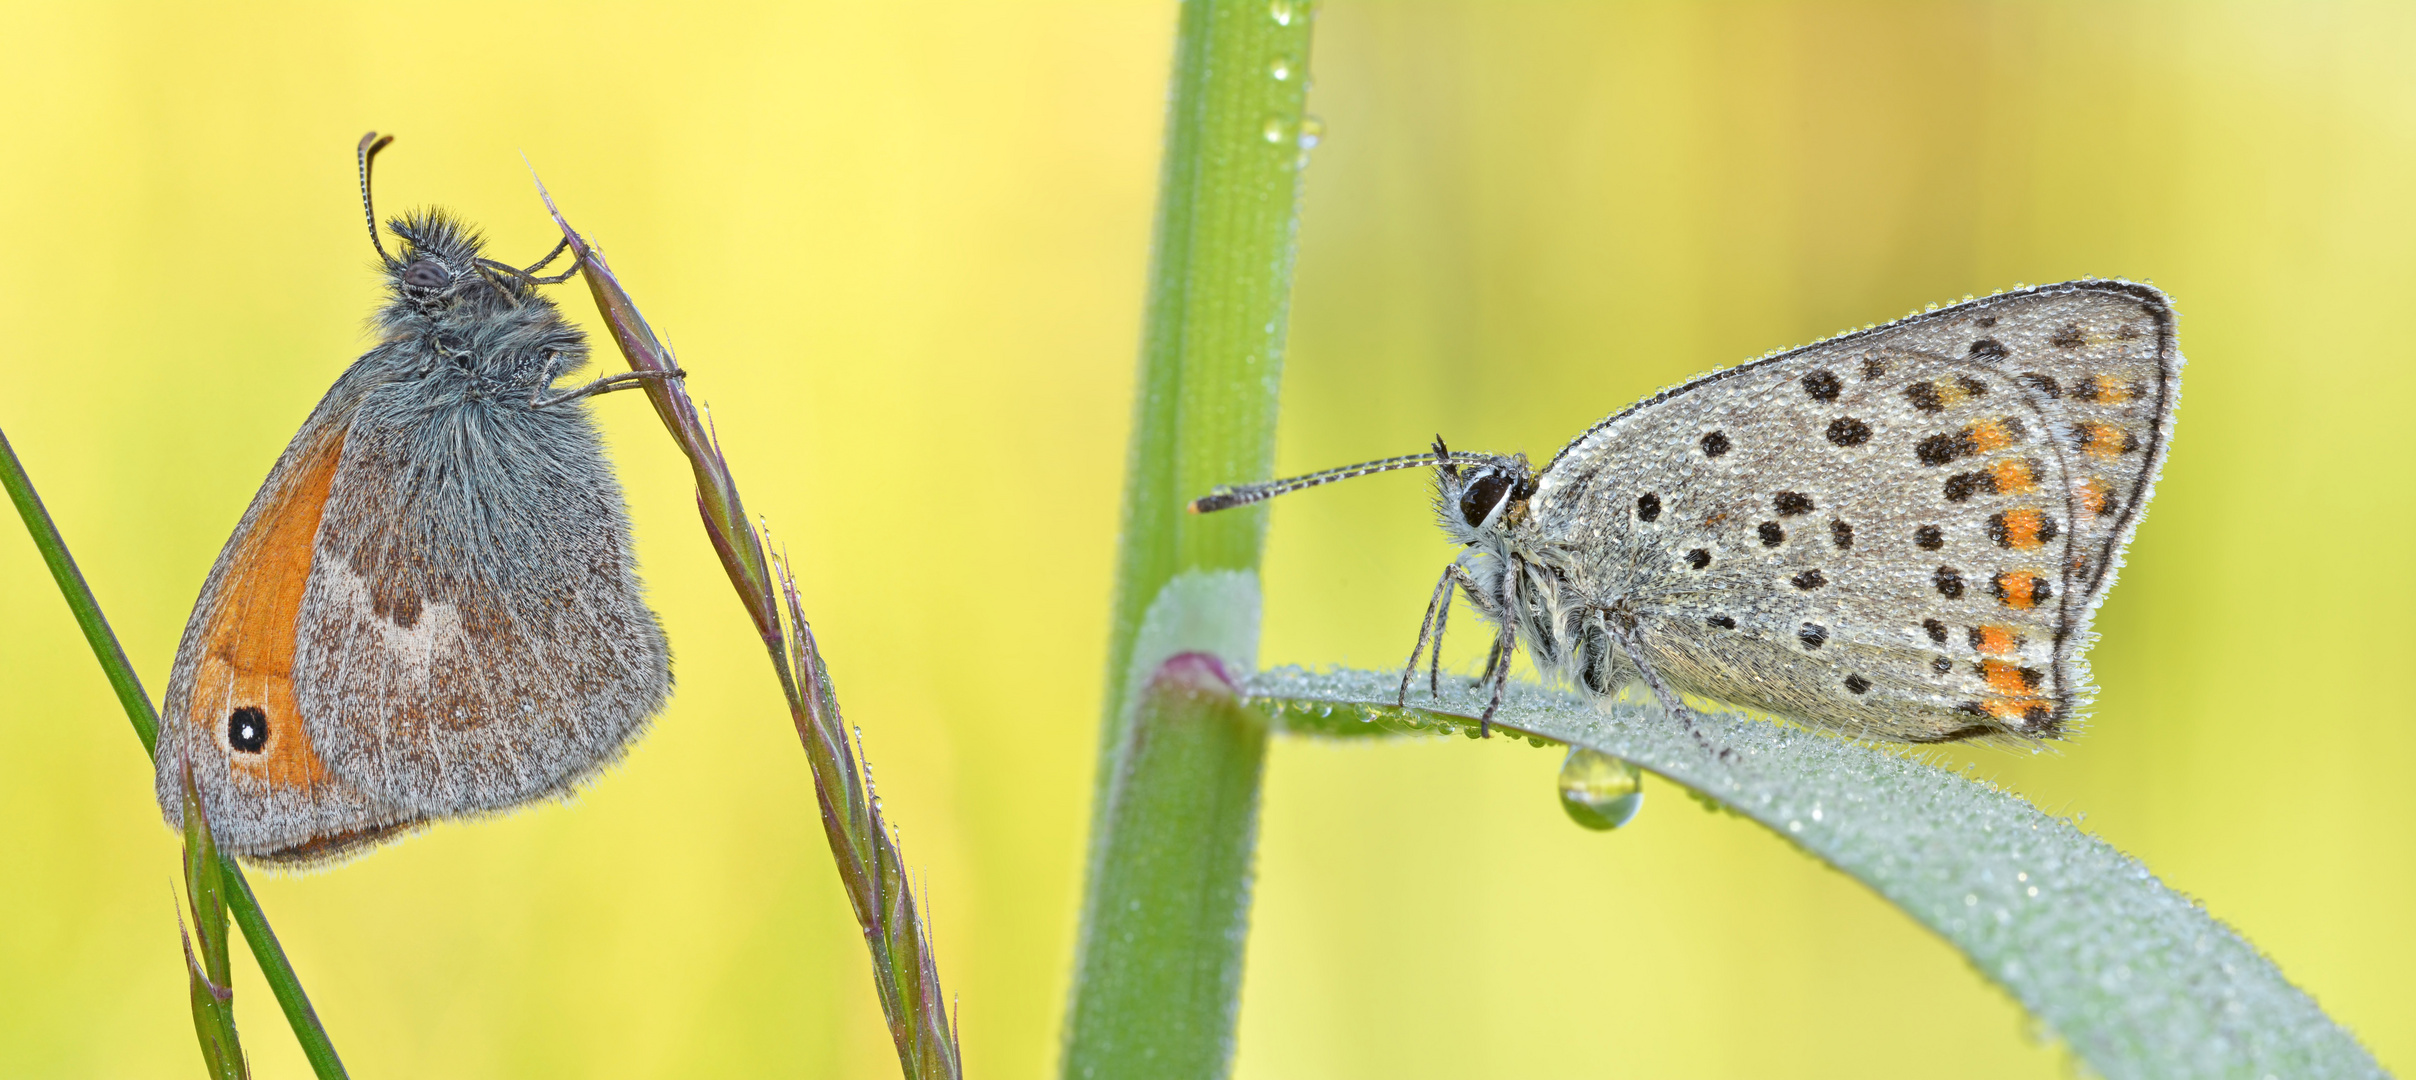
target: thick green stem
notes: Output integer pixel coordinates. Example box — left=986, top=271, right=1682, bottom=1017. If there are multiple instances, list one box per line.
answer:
left=2, top=427, right=349, bottom=1079
left=1066, top=654, right=1269, bottom=1080
left=1068, top=0, right=1319, bottom=1073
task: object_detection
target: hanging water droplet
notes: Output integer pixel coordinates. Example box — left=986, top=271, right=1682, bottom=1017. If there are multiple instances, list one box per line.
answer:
left=1297, top=115, right=1325, bottom=150
left=1558, top=748, right=1644, bottom=831
left=1261, top=116, right=1288, bottom=144
left=1269, top=0, right=1295, bottom=26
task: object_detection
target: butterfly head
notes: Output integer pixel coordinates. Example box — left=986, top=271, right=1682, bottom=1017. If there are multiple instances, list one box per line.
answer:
left=1431, top=438, right=1536, bottom=546
left=350, top=133, right=585, bottom=388
left=380, top=211, right=523, bottom=306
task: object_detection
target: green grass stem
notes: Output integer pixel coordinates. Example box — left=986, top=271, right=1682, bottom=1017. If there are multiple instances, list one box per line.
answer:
left=181, top=763, right=248, bottom=1079
left=1066, top=0, right=1321, bottom=1074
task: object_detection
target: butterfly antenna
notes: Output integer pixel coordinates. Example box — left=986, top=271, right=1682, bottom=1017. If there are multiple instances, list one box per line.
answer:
left=356, top=131, right=397, bottom=267
left=1190, top=449, right=1479, bottom=513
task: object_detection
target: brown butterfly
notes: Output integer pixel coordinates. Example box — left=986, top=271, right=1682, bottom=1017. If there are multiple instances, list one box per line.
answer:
left=154, top=133, right=675, bottom=865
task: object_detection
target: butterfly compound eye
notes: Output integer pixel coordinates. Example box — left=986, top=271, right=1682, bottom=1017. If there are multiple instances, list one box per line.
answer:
left=1459, top=471, right=1513, bottom=528
left=403, top=260, right=449, bottom=289
left=227, top=706, right=268, bottom=754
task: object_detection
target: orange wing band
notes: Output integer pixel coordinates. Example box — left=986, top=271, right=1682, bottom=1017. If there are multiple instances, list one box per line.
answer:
left=186, top=432, right=347, bottom=791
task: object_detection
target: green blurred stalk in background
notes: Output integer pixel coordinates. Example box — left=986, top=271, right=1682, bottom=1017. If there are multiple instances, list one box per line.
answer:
left=1065, top=0, right=1319, bottom=1075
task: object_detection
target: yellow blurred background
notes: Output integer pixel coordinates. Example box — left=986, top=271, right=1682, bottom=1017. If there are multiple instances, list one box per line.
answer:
left=1, top=2, right=2408, bottom=1076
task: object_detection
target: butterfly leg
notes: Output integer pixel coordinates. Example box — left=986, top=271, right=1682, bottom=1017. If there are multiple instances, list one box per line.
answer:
left=1398, top=562, right=1464, bottom=708
left=1601, top=609, right=1729, bottom=761
left=474, top=241, right=582, bottom=285
left=1428, top=568, right=1467, bottom=700
left=1476, top=614, right=1516, bottom=738
left=520, top=238, right=575, bottom=280
left=533, top=368, right=688, bottom=409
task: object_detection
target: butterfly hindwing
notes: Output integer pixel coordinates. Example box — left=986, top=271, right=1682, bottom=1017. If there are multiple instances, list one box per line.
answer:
left=292, top=381, right=673, bottom=816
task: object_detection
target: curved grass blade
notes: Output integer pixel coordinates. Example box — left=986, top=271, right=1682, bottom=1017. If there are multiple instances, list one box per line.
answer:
left=1244, top=666, right=2385, bottom=1080
left=533, top=191, right=962, bottom=1078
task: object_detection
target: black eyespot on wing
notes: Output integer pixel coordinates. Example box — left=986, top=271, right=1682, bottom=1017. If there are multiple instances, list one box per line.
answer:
left=1934, top=565, right=1965, bottom=599
left=1969, top=339, right=2010, bottom=361
left=1905, top=382, right=1944, bottom=412
left=403, top=260, right=449, bottom=289
left=1700, top=431, right=1731, bottom=457
left=1861, top=357, right=1888, bottom=380
left=1791, top=568, right=1826, bottom=590
left=1802, top=369, right=1843, bottom=401
left=228, top=706, right=268, bottom=754
left=1636, top=492, right=1662, bottom=522
left=1843, top=674, right=1871, bottom=694
left=1943, top=471, right=1996, bottom=502
left=1826, top=417, right=1872, bottom=447
left=1773, top=491, right=1814, bottom=516
left=2019, top=372, right=2062, bottom=398
left=2050, top=323, right=2086, bottom=349
left=1914, top=524, right=1944, bottom=550
left=1758, top=521, right=1784, bottom=547
left=1686, top=548, right=1711, bottom=570
left=1830, top=519, right=1852, bottom=549
left=1932, top=656, right=1954, bottom=674
left=1799, top=623, right=1828, bottom=649
left=1917, top=431, right=1976, bottom=467
left=1923, top=618, right=1948, bottom=644
left=1707, top=615, right=1736, bottom=630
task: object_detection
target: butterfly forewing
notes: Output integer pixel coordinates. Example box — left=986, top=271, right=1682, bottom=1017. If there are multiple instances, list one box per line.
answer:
left=156, top=405, right=425, bottom=862
left=1532, top=282, right=2178, bottom=740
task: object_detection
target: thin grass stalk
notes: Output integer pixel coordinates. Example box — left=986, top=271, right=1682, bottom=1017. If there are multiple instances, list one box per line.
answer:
left=1, top=427, right=350, bottom=1080
left=532, top=186, right=961, bottom=1079
left=180, top=763, right=248, bottom=1080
